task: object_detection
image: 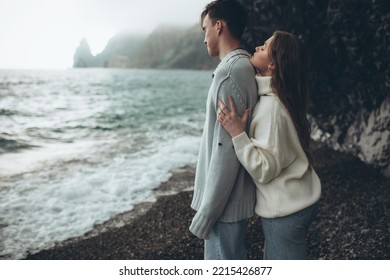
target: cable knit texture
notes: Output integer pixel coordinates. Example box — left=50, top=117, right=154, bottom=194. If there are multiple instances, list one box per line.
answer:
left=232, top=76, right=321, bottom=218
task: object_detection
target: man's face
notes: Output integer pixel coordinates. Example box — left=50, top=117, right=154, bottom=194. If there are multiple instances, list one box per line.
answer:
left=202, top=14, right=219, bottom=57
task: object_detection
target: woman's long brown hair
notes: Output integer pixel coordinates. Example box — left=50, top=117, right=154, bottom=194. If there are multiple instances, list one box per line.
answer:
left=269, top=31, right=313, bottom=164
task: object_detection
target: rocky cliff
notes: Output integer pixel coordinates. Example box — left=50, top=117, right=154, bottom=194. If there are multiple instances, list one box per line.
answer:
left=130, top=25, right=219, bottom=70
left=238, top=0, right=389, bottom=177
left=73, top=25, right=218, bottom=70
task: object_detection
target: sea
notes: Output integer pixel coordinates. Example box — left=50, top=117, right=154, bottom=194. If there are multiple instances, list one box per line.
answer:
left=0, top=68, right=212, bottom=259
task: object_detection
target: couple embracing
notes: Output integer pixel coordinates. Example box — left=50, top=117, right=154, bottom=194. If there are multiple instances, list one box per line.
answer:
left=189, top=0, right=321, bottom=260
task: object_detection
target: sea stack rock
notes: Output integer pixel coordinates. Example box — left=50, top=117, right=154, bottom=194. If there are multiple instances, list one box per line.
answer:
left=73, top=38, right=94, bottom=68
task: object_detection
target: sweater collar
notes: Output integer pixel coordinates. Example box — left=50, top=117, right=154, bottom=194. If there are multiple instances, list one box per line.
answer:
left=255, top=75, right=274, bottom=97
left=214, top=48, right=250, bottom=74
left=222, top=48, right=250, bottom=62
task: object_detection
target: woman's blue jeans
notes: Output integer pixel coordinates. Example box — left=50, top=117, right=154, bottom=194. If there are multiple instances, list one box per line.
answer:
left=261, top=202, right=319, bottom=260
left=204, top=220, right=247, bottom=260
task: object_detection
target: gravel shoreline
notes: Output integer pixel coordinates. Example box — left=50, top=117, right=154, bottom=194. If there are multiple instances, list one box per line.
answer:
left=25, top=143, right=389, bottom=260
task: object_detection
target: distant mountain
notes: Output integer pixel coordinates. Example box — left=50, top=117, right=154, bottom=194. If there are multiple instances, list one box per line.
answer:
left=95, top=33, right=145, bottom=68
left=73, top=25, right=219, bottom=70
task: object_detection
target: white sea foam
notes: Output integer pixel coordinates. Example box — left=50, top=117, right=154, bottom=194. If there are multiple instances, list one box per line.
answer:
left=0, top=140, right=97, bottom=178
left=0, top=135, right=200, bottom=259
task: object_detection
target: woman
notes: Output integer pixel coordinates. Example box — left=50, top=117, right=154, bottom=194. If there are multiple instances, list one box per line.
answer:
left=218, top=31, right=321, bottom=259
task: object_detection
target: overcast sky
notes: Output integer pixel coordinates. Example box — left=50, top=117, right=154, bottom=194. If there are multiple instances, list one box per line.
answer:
left=0, top=0, right=211, bottom=69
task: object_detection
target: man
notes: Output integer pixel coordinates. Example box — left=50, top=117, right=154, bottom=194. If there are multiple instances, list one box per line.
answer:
left=189, top=0, right=258, bottom=259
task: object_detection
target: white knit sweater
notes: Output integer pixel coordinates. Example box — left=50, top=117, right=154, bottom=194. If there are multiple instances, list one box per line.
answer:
left=232, top=76, right=321, bottom=218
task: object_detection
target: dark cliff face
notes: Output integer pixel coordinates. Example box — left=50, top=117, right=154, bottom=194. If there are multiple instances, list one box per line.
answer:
left=238, top=0, right=389, bottom=176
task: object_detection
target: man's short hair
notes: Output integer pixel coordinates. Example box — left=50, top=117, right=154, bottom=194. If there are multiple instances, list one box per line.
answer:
left=201, top=0, right=247, bottom=40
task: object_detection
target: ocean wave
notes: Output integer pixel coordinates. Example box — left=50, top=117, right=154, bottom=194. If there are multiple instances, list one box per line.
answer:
left=0, top=109, right=17, bottom=116
left=0, top=109, right=40, bottom=118
left=0, top=135, right=38, bottom=154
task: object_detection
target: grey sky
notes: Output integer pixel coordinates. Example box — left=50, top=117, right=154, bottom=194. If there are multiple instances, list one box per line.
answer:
left=0, top=0, right=211, bottom=69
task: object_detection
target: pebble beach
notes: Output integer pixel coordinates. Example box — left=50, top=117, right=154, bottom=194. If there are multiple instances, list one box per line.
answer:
left=25, top=142, right=389, bottom=260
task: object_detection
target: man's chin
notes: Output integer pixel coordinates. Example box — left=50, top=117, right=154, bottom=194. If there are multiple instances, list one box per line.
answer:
left=205, top=47, right=214, bottom=56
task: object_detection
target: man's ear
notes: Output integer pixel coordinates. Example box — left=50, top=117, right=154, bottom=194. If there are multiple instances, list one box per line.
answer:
left=215, top=20, right=223, bottom=35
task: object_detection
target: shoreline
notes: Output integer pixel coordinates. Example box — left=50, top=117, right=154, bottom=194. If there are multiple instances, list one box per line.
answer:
left=25, top=143, right=389, bottom=260
left=25, top=165, right=197, bottom=255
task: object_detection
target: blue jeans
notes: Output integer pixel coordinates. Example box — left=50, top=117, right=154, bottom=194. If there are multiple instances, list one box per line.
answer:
left=204, top=220, right=247, bottom=260
left=261, top=202, right=319, bottom=260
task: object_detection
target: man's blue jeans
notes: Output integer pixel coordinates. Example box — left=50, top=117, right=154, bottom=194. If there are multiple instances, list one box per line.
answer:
left=261, top=202, right=319, bottom=260
left=204, top=220, right=247, bottom=260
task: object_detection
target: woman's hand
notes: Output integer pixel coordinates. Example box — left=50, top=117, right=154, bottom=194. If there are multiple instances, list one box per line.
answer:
left=218, top=96, right=250, bottom=138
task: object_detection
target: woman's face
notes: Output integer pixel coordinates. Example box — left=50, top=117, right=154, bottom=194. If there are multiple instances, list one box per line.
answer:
left=250, top=36, right=274, bottom=76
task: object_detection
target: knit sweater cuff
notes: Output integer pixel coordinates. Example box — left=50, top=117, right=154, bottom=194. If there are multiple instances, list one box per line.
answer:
left=232, top=131, right=251, bottom=152
left=189, top=212, right=215, bottom=240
